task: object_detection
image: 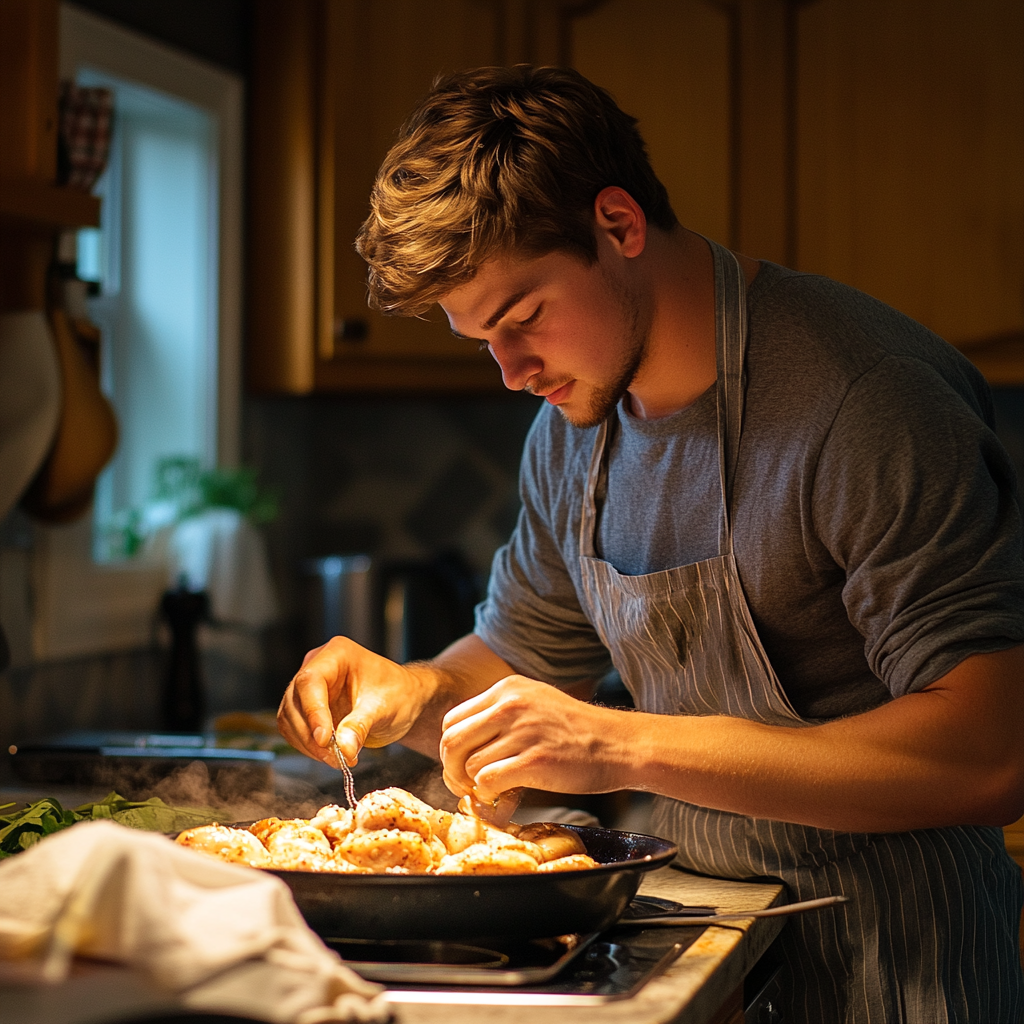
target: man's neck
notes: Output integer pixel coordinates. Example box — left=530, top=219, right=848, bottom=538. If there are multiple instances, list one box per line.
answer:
left=626, top=229, right=757, bottom=420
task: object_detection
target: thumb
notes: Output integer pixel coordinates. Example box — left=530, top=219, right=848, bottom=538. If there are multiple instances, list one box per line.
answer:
left=337, top=711, right=370, bottom=765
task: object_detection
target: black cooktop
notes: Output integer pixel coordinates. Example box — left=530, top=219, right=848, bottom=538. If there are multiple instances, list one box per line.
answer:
left=324, top=896, right=708, bottom=1005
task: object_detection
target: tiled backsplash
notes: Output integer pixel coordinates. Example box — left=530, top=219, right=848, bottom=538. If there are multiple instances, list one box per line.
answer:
left=243, top=393, right=543, bottom=618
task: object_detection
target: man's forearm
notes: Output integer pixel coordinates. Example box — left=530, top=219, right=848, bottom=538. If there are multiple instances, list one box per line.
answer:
left=397, top=633, right=517, bottom=759
left=613, top=646, right=1024, bottom=832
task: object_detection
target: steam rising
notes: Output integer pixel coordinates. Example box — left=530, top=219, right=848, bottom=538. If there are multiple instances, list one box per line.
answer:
left=79, top=745, right=450, bottom=823
left=84, top=760, right=327, bottom=822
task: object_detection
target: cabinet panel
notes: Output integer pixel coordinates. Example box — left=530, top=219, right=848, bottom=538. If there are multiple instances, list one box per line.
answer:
left=247, top=0, right=1021, bottom=392
left=796, top=0, right=1024, bottom=345
left=323, top=0, right=503, bottom=374
left=0, top=0, right=59, bottom=181
left=573, top=0, right=732, bottom=246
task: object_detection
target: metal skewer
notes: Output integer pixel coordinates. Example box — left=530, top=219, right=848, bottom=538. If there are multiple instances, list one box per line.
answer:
left=622, top=893, right=848, bottom=927
left=329, top=727, right=358, bottom=809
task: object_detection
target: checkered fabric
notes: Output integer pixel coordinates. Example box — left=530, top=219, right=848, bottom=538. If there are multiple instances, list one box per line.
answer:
left=58, top=82, right=113, bottom=190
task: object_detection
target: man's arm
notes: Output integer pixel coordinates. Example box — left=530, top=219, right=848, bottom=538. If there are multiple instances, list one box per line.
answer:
left=277, top=632, right=515, bottom=765
left=440, top=644, right=1024, bottom=832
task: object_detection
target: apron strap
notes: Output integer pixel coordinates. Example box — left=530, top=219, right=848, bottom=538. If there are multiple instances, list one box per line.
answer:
left=710, top=240, right=748, bottom=556
left=578, top=418, right=608, bottom=559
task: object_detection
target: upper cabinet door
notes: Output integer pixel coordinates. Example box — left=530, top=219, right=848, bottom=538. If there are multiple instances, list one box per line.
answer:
left=320, top=0, right=504, bottom=389
left=795, top=0, right=1023, bottom=378
left=246, top=0, right=1021, bottom=394
left=572, top=0, right=733, bottom=249
left=248, top=0, right=507, bottom=395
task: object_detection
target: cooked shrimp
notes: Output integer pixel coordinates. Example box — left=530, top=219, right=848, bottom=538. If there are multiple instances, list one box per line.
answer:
left=457, top=788, right=522, bottom=828
left=178, top=788, right=602, bottom=877
left=336, top=828, right=434, bottom=873
left=264, top=822, right=333, bottom=862
left=176, top=824, right=272, bottom=868
left=354, top=788, right=434, bottom=841
left=270, top=850, right=336, bottom=872
left=516, top=822, right=588, bottom=862
left=319, top=818, right=357, bottom=846
left=434, top=844, right=540, bottom=875
left=427, top=834, right=448, bottom=867
left=249, top=816, right=308, bottom=845
left=309, top=804, right=353, bottom=831
left=478, top=827, right=545, bottom=863
left=537, top=854, right=599, bottom=872
left=439, top=812, right=488, bottom=854
left=325, top=853, right=373, bottom=874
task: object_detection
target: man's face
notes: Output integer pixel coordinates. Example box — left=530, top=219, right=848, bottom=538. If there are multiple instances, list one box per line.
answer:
left=439, top=245, right=651, bottom=428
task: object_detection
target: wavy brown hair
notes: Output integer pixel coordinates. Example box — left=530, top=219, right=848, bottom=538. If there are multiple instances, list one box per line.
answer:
left=355, top=65, right=677, bottom=316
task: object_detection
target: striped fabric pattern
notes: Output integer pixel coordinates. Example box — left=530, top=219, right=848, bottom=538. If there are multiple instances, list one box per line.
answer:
left=575, top=241, right=1024, bottom=1023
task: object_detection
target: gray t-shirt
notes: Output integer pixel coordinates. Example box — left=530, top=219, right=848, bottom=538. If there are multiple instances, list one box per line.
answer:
left=475, top=261, right=1024, bottom=721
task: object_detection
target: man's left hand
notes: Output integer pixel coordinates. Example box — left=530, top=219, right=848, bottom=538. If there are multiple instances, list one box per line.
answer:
left=439, top=675, right=625, bottom=801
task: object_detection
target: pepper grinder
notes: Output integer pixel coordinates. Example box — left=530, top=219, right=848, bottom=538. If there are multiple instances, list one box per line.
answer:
left=160, top=582, right=210, bottom=731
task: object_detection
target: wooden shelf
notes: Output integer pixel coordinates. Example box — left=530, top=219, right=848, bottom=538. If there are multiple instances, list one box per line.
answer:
left=0, top=179, right=100, bottom=229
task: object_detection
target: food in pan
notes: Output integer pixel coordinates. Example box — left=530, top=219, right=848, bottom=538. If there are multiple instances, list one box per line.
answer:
left=175, top=786, right=598, bottom=875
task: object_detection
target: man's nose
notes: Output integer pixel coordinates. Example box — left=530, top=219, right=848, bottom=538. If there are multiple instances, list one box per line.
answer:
left=487, top=338, right=542, bottom=392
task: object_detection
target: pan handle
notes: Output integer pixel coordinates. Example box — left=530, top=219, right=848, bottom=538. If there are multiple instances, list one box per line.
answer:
left=623, top=893, right=848, bottom=926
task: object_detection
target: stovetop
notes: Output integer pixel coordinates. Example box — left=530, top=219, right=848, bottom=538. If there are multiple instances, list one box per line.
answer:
left=324, top=896, right=709, bottom=1005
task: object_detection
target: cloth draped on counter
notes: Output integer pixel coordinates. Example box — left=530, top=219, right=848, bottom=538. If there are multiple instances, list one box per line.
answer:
left=0, top=820, right=389, bottom=1024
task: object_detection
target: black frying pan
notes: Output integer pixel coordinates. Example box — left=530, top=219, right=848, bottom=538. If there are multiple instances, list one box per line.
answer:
left=263, top=823, right=677, bottom=941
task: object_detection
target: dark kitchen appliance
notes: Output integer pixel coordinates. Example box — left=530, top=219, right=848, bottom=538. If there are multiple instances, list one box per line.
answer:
left=266, top=824, right=677, bottom=941
left=159, top=585, right=210, bottom=731
left=304, top=551, right=478, bottom=661
left=6, top=731, right=274, bottom=796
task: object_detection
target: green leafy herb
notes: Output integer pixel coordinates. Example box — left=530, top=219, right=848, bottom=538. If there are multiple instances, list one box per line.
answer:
left=0, top=792, right=222, bottom=858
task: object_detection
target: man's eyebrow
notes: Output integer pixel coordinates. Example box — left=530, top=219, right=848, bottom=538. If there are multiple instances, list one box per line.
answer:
left=481, top=287, right=535, bottom=331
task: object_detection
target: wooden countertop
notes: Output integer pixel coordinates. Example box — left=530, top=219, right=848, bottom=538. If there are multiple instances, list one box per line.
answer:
left=387, top=867, right=786, bottom=1024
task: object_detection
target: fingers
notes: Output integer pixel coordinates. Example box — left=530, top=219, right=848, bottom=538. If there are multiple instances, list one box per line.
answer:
left=440, top=704, right=504, bottom=795
left=277, top=677, right=333, bottom=760
left=439, top=675, right=609, bottom=801
left=300, top=642, right=327, bottom=669
left=336, top=716, right=369, bottom=765
left=473, top=765, right=525, bottom=807
left=441, top=676, right=512, bottom=731
left=278, top=635, right=431, bottom=769
left=443, top=754, right=524, bottom=805
left=440, top=676, right=533, bottom=794
left=277, top=638, right=356, bottom=761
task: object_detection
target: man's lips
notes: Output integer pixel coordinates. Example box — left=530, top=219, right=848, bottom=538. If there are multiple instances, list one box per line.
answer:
left=536, top=380, right=574, bottom=404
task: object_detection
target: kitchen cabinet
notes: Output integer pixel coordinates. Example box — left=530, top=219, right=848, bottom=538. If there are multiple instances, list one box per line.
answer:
left=0, top=0, right=101, bottom=313
left=573, top=0, right=1023, bottom=383
left=795, top=0, right=1023, bottom=384
left=247, top=0, right=1022, bottom=393
left=248, top=0, right=510, bottom=394
left=247, top=0, right=763, bottom=394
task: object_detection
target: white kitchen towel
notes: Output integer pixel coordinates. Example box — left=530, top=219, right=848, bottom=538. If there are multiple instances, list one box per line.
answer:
left=0, top=821, right=389, bottom=1023
left=168, top=507, right=279, bottom=628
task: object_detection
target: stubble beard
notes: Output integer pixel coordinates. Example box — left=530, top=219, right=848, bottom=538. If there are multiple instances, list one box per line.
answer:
left=557, top=276, right=650, bottom=430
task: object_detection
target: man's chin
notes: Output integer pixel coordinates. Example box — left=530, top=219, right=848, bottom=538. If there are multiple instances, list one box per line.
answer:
left=555, top=390, right=622, bottom=429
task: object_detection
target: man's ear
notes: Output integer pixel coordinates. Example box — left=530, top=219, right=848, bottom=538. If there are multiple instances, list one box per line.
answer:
left=593, top=186, right=647, bottom=258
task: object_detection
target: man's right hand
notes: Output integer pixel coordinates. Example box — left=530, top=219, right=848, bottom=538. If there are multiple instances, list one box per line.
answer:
left=277, top=636, right=436, bottom=766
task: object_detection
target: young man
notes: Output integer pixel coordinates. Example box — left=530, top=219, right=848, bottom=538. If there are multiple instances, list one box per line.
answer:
left=278, top=66, right=1024, bottom=1021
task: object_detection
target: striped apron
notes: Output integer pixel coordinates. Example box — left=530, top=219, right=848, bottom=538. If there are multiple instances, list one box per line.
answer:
left=576, top=240, right=1024, bottom=1023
